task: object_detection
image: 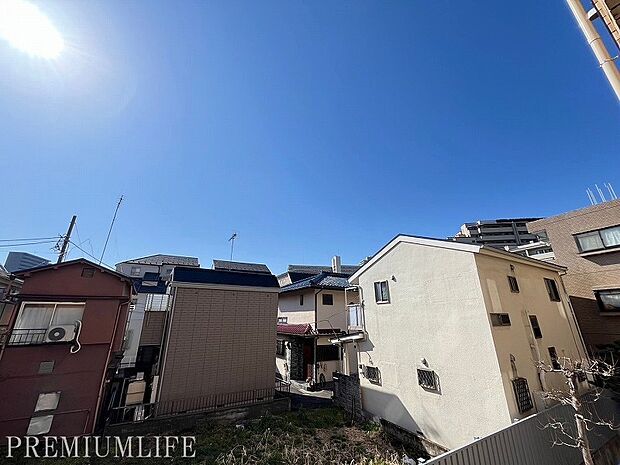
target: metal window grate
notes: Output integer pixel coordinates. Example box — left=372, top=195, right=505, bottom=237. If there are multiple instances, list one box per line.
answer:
left=417, top=368, right=438, bottom=390
left=508, top=276, right=520, bottom=293
left=512, top=377, right=534, bottom=413
left=365, top=366, right=381, bottom=384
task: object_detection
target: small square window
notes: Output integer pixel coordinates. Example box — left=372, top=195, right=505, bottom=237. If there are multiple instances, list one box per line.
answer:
left=277, top=316, right=288, bottom=324
left=38, top=361, right=54, bottom=374
left=544, top=278, right=561, bottom=302
left=322, top=294, right=333, bottom=305
left=81, top=268, right=96, bottom=278
left=35, top=392, right=60, bottom=412
left=374, top=281, right=390, bottom=303
left=508, top=276, right=519, bottom=293
left=365, top=366, right=381, bottom=384
left=130, top=266, right=141, bottom=277
left=529, top=315, right=542, bottom=339
left=27, top=415, right=53, bottom=435
left=417, top=368, right=439, bottom=391
left=490, top=313, right=511, bottom=326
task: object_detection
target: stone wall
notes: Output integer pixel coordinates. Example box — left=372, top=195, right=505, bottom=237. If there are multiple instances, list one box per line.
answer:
left=332, top=372, right=363, bottom=421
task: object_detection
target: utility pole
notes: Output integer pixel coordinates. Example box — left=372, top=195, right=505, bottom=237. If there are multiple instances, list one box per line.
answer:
left=566, top=0, right=620, bottom=102
left=57, top=215, right=77, bottom=264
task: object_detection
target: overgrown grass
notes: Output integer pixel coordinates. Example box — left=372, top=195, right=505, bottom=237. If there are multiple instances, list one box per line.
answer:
left=3, top=408, right=426, bottom=464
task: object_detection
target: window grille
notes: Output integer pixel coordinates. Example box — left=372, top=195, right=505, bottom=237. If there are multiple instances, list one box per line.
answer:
left=365, top=366, right=381, bottom=384
left=417, top=368, right=439, bottom=391
left=508, top=276, right=519, bottom=293
left=512, top=377, right=534, bottom=413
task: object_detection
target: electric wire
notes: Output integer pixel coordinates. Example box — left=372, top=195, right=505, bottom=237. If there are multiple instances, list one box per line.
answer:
left=68, top=240, right=115, bottom=270
left=0, top=236, right=59, bottom=242
left=0, top=240, right=58, bottom=248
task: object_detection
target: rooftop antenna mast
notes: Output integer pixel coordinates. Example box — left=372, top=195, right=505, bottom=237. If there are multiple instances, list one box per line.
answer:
left=228, top=232, right=237, bottom=261
left=605, top=182, right=618, bottom=200
left=586, top=188, right=597, bottom=205
left=595, top=184, right=607, bottom=203
left=99, top=196, right=123, bottom=265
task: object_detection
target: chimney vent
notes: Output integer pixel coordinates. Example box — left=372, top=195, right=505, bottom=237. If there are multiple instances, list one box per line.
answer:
left=332, top=255, right=342, bottom=273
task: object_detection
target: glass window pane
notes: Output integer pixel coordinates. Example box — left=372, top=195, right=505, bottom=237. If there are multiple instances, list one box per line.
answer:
left=35, top=392, right=60, bottom=411
left=51, top=305, right=84, bottom=326
left=601, top=227, right=620, bottom=248
left=374, top=282, right=381, bottom=302
left=15, top=304, right=54, bottom=330
left=599, top=291, right=620, bottom=311
left=27, top=415, right=53, bottom=435
left=577, top=232, right=604, bottom=251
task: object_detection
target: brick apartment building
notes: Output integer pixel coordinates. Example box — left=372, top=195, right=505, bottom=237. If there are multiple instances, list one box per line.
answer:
left=0, top=259, right=133, bottom=437
left=528, top=199, right=620, bottom=351
left=155, top=265, right=280, bottom=415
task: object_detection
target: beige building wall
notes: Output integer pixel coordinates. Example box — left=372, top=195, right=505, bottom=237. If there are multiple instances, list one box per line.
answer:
left=353, top=241, right=511, bottom=450
left=278, top=291, right=316, bottom=325
left=474, top=253, right=588, bottom=420
left=528, top=199, right=620, bottom=350
left=278, top=289, right=351, bottom=331
left=158, top=285, right=278, bottom=405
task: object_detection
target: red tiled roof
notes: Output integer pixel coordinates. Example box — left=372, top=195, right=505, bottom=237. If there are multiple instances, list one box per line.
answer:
left=277, top=323, right=313, bottom=335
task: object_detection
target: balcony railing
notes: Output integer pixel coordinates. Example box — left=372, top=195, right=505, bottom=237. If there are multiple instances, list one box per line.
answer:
left=7, top=328, right=47, bottom=345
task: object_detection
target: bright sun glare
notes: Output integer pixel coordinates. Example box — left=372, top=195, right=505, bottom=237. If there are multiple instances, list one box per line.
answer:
left=0, top=0, right=64, bottom=59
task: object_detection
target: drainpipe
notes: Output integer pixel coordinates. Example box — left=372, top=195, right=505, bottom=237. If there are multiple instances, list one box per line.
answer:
left=93, top=293, right=131, bottom=432
left=558, top=271, right=590, bottom=361
left=0, top=278, right=19, bottom=365
left=565, top=0, right=620, bottom=102
left=313, top=289, right=321, bottom=387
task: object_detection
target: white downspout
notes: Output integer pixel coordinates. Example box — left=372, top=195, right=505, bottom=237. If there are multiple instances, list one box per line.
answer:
left=566, top=0, right=620, bottom=102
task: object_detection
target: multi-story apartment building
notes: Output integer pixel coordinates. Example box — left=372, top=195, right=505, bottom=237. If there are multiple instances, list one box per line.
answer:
left=528, top=199, right=620, bottom=351
left=0, top=259, right=133, bottom=437
left=448, top=218, right=541, bottom=248
left=346, top=235, right=588, bottom=450
left=506, top=240, right=555, bottom=262
left=4, top=252, right=49, bottom=273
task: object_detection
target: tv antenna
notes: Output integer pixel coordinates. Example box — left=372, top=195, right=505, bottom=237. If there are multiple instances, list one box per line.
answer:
left=228, top=232, right=237, bottom=261
left=100, top=196, right=123, bottom=265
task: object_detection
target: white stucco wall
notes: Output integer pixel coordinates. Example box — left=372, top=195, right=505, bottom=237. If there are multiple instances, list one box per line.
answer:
left=352, top=241, right=511, bottom=450
left=474, top=253, right=589, bottom=418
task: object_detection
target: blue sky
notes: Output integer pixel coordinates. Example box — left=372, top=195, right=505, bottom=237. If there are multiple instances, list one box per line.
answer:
left=0, top=0, right=618, bottom=274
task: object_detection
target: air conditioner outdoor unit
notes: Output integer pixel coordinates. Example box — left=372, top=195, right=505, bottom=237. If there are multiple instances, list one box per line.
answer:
left=45, top=325, right=77, bottom=343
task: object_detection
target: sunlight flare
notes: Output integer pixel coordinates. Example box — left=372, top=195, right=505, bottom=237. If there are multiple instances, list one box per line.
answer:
left=0, top=0, right=64, bottom=59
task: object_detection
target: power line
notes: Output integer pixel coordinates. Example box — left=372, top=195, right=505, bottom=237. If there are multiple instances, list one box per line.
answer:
left=68, top=240, right=115, bottom=270
left=0, top=236, right=59, bottom=242
left=0, top=240, right=58, bottom=248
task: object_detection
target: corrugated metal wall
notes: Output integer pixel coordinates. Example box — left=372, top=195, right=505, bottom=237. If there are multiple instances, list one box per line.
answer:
left=426, top=394, right=620, bottom=465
